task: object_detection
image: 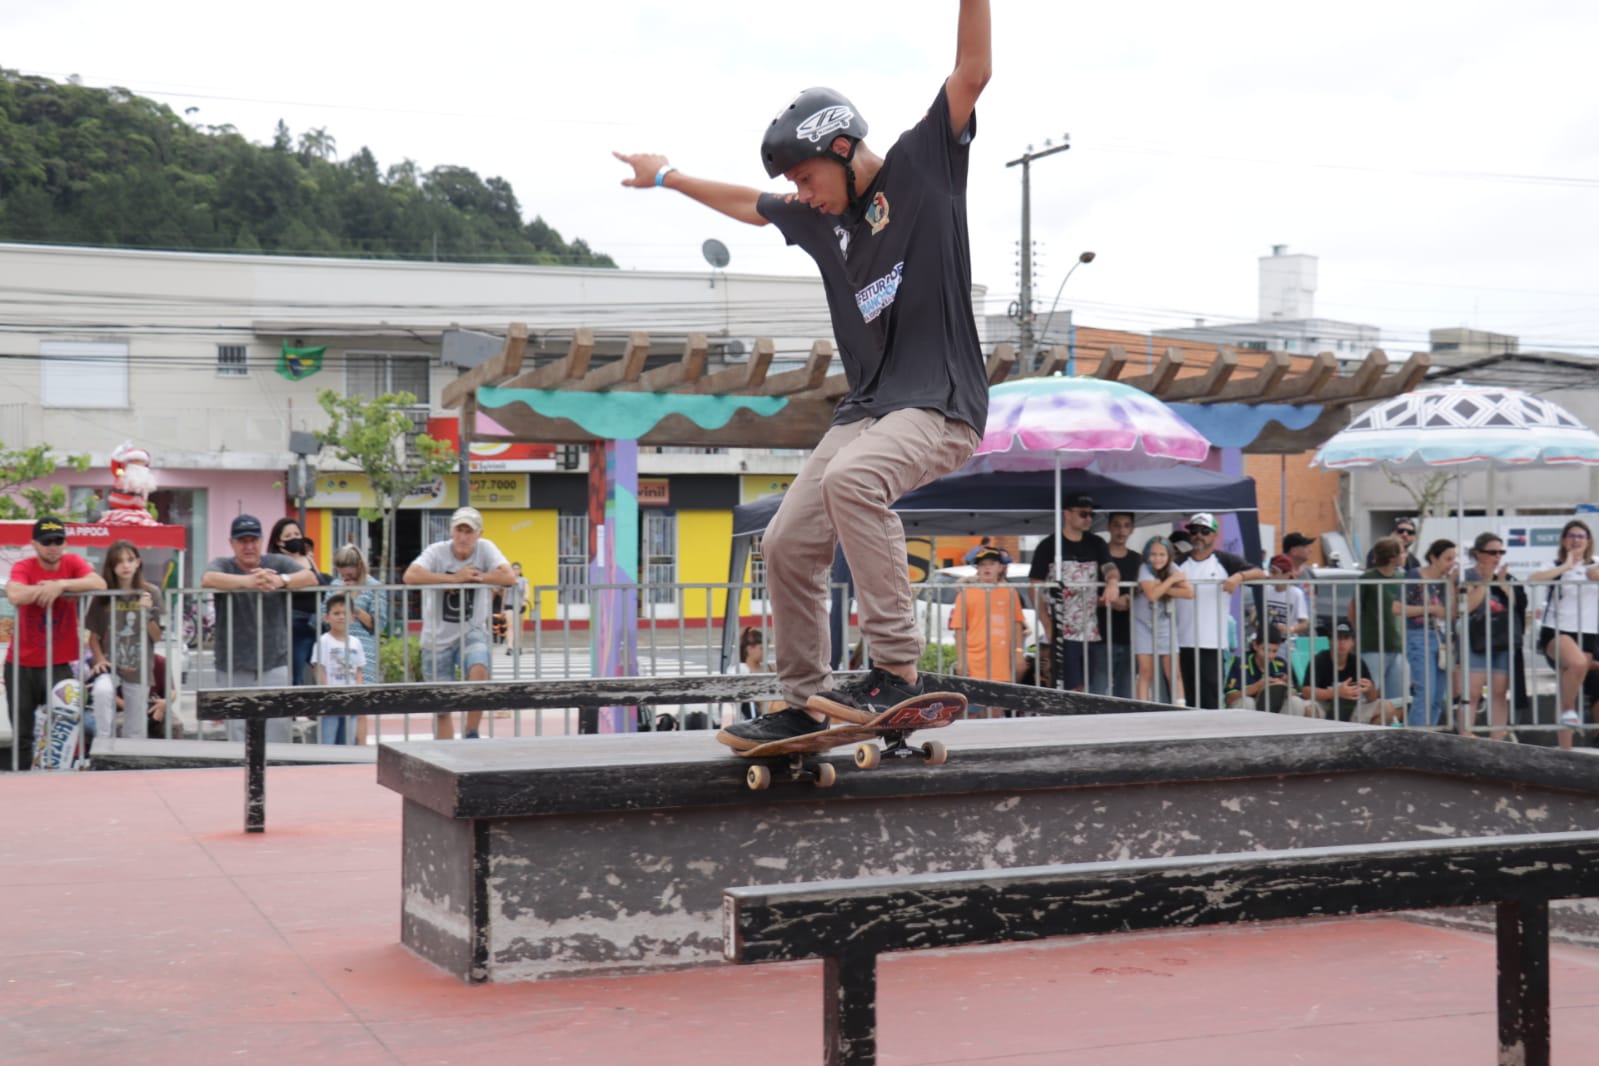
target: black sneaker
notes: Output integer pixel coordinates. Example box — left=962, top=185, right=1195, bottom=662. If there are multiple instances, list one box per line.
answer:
left=808, top=667, right=924, bottom=722
left=716, top=708, right=830, bottom=751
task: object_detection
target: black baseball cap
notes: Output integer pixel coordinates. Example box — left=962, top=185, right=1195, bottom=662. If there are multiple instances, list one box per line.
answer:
left=230, top=514, right=264, bottom=539
left=1335, top=620, right=1355, bottom=639
left=1282, top=532, right=1315, bottom=551
left=1065, top=494, right=1095, bottom=511
left=32, top=517, right=66, bottom=544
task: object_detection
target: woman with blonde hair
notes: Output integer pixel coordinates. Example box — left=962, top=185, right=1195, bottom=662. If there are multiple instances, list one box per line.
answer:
left=1529, top=519, right=1599, bottom=748
left=1133, top=535, right=1191, bottom=704
left=331, top=543, right=386, bottom=745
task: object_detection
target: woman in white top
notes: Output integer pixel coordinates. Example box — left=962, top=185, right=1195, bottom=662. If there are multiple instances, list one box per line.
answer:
left=1529, top=519, right=1599, bottom=745
left=1134, top=536, right=1191, bottom=705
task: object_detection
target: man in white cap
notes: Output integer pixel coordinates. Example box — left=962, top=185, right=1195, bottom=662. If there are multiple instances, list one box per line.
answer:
left=1174, top=512, right=1266, bottom=709
left=404, top=507, right=515, bottom=739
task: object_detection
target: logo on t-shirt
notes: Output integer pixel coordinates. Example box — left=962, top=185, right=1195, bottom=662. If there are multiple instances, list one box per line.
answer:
left=865, top=192, right=890, bottom=235
left=795, top=105, right=856, bottom=144
left=856, top=261, right=904, bottom=324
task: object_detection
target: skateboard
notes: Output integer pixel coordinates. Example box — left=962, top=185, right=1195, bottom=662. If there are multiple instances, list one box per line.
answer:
left=735, top=692, right=967, bottom=791
left=33, top=677, right=87, bottom=771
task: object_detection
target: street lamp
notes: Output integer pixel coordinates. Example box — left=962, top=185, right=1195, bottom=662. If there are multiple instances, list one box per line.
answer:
left=1038, top=250, right=1097, bottom=364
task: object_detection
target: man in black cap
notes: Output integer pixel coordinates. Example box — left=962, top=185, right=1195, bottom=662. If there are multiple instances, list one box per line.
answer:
left=1281, top=532, right=1316, bottom=577
left=1029, top=494, right=1119, bottom=692
left=202, top=514, right=319, bottom=743
left=1301, top=619, right=1398, bottom=723
left=5, top=518, right=106, bottom=770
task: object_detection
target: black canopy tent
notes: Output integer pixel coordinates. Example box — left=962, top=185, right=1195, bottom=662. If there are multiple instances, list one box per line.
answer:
left=722, top=465, right=1261, bottom=669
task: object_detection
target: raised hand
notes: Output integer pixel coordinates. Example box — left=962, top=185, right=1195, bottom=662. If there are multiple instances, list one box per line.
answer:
left=613, top=151, right=670, bottom=188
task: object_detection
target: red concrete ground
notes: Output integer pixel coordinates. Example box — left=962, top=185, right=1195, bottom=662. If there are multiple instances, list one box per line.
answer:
left=4, top=765, right=1599, bottom=1065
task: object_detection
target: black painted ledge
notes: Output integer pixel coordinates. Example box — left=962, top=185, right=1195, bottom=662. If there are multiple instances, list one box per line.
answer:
left=377, top=711, right=1599, bottom=821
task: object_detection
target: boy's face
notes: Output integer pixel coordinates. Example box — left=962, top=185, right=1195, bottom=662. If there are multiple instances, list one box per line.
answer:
left=784, top=156, right=850, bottom=214
left=326, top=603, right=347, bottom=629
left=975, top=559, right=1005, bottom=583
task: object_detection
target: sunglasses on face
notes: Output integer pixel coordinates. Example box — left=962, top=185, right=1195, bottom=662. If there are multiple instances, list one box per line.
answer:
left=1478, top=549, right=1506, bottom=556
left=1187, top=525, right=1213, bottom=535
left=1070, top=509, right=1094, bottom=518
left=1396, top=529, right=1416, bottom=536
left=1566, top=531, right=1590, bottom=540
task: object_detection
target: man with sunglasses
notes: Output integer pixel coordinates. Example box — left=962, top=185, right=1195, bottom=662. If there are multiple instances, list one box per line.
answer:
left=5, top=518, right=106, bottom=770
left=1366, top=517, right=1422, bottom=570
left=1029, top=494, right=1118, bottom=693
left=1174, top=512, right=1267, bottom=709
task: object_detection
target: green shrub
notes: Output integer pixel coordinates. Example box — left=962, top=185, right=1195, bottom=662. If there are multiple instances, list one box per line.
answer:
left=919, top=642, right=959, bottom=672
left=380, top=636, right=425, bottom=683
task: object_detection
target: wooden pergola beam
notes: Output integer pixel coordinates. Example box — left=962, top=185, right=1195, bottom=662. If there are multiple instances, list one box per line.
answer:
left=496, top=328, right=595, bottom=392
left=621, top=334, right=707, bottom=393
left=1121, top=347, right=1184, bottom=395
left=1311, top=349, right=1392, bottom=405
left=1236, top=350, right=1337, bottom=405
left=689, top=337, right=774, bottom=394
left=440, top=322, right=528, bottom=409
left=1029, top=345, right=1069, bottom=378
left=1160, top=348, right=1238, bottom=402
left=985, top=343, right=1017, bottom=385
left=569, top=331, right=650, bottom=391
left=1208, top=350, right=1291, bottom=402
left=757, top=340, right=834, bottom=396
left=1092, top=345, right=1127, bottom=381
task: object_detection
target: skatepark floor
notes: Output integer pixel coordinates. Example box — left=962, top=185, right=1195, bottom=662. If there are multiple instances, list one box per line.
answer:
left=5, top=764, right=1599, bottom=1065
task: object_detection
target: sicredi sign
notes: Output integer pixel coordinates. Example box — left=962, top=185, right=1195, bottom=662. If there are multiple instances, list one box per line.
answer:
left=1416, top=514, right=1597, bottom=580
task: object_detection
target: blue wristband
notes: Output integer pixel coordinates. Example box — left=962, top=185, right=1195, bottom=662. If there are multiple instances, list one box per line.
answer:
left=654, top=164, right=675, bottom=188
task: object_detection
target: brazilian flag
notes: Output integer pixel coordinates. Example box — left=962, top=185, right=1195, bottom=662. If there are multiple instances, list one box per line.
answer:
left=276, top=342, right=326, bottom=381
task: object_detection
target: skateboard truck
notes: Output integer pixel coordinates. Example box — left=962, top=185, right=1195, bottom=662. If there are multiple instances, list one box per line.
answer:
left=852, top=733, right=949, bottom=770
left=746, top=756, right=838, bottom=791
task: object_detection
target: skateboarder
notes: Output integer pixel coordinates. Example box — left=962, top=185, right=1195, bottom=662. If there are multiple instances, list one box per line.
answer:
left=616, top=1, right=992, bottom=748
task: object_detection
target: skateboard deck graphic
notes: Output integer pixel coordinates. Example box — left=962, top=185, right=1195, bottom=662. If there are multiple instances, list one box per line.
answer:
left=734, top=692, right=967, bottom=790
left=34, top=678, right=86, bottom=771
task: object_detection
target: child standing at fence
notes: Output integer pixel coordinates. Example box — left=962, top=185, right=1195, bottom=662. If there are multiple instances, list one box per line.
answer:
left=312, top=594, right=365, bottom=744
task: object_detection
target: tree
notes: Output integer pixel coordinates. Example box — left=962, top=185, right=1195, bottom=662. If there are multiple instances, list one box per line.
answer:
left=0, top=442, right=93, bottom=520
left=1380, top=467, right=1459, bottom=526
left=315, top=390, right=457, bottom=580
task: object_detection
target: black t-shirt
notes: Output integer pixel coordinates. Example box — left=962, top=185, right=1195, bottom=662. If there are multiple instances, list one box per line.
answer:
left=1103, top=549, right=1143, bottom=647
left=1306, top=649, right=1374, bottom=721
left=1029, top=533, right=1114, bottom=643
left=757, top=85, right=987, bottom=437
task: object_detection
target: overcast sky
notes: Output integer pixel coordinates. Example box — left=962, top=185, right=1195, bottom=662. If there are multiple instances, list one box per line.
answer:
left=7, top=0, right=1597, bottom=357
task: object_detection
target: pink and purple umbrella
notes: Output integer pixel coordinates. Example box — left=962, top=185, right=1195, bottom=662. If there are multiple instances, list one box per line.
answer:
left=959, top=376, right=1212, bottom=569
left=967, top=376, right=1211, bottom=474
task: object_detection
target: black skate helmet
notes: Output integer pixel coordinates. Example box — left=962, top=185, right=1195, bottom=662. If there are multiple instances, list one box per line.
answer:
left=761, top=87, right=869, bottom=209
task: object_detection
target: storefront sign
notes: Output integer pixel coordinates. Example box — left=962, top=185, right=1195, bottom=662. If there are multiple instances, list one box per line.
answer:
left=639, top=479, right=670, bottom=507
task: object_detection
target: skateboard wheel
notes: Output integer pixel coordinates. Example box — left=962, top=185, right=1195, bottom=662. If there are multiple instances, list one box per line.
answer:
left=922, top=740, right=948, bottom=766
left=853, top=744, right=881, bottom=770
left=746, top=765, right=772, bottom=791
left=814, top=762, right=838, bottom=788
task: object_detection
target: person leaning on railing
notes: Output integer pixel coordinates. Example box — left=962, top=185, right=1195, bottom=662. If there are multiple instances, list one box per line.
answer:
left=1351, top=536, right=1410, bottom=720
left=4, top=518, right=106, bottom=770
left=1528, top=518, right=1599, bottom=746
left=203, top=514, right=320, bottom=744
left=1460, top=532, right=1525, bottom=741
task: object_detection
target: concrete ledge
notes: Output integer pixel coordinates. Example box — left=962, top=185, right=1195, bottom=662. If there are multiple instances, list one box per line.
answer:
left=377, top=711, right=1599, bottom=983
left=91, top=737, right=375, bottom=770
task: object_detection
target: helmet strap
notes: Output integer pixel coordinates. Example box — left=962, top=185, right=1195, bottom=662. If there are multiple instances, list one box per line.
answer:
left=838, top=139, right=863, bottom=213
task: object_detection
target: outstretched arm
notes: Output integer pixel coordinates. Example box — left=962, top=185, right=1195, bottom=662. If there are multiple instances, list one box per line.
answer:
left=946, top=0, right=992, bottom=137
left=613, top=151, right=768, bottom=227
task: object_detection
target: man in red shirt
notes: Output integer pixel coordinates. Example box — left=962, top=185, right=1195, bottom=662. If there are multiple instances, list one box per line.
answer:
left=5, top=517, right=106, bottom=771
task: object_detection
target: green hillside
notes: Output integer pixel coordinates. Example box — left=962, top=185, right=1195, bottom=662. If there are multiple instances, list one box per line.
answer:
left=0, top=68, right=615, bottom=267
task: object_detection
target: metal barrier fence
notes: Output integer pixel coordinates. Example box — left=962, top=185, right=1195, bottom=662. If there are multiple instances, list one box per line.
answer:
left=4, top=570, right=1597, bottom=768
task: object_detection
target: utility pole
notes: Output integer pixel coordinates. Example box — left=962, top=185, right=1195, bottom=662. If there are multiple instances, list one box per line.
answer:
left=1006, top=136, right=1071, bottom=373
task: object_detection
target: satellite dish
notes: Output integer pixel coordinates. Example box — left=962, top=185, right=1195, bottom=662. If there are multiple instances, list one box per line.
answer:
left=702, top=239, right=731, bottom=270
